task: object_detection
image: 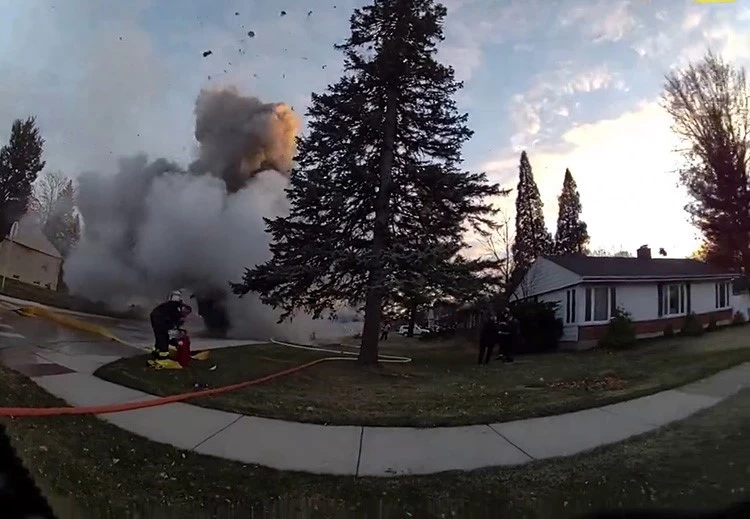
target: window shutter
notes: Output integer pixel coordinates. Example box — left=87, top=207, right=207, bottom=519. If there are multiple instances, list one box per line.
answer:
left=585, top=287, right=592, bottom=321
left=572, top=289, right=576, bottom=323
left=610, top=286, right=617, bottom=317
left=566, top=290, right=571, bottom=322
left=657, top=283, right=663, bottom=317
left=686, top=283, right=691, bottom=313
left=715, top=283, right=719, bottom=309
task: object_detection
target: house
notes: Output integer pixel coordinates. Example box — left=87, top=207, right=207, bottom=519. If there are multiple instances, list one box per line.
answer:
left=512, top=245, right=738, bottom=349
left=0, top=213, right=63, bottom=290
left=732, top=277, right=750, bottom=321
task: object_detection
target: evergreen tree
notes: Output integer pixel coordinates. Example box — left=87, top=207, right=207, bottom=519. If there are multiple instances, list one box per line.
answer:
left=0, top=117, right=45, bottom=237
left=231, top=0, right=502, bottom=364
left=43, top=180, right=80, bottom=257
left=553, top=168, right=590, bottom=255
left=512, top=151, right=552, bottom=280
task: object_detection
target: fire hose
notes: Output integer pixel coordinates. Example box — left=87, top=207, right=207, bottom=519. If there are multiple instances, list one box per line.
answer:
left=0, top=309, right=411, bottom=417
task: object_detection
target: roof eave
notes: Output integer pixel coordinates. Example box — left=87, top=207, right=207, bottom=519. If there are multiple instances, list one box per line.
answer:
left=581, top=274, right=736, bottom=283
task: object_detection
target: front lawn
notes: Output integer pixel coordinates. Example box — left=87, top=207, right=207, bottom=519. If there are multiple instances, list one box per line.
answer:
left=95, top=325, right=750, bottom=427
left=2, top=363, right=748, bottom=518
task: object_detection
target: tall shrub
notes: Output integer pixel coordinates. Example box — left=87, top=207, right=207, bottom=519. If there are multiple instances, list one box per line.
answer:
left=598, top=308, right=636, bottom=349
left=510, top=299, right=562, bottom=353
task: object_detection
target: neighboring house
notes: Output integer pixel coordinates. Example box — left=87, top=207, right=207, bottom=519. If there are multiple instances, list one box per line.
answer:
left=0, top=213, right=63, bottom=290
left=731, top=277, right=750, bottom=321
left=512, top=245, right=738, bottom=349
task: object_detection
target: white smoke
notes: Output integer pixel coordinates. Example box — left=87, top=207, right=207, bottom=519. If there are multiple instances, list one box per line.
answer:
left=64, top=87, right=359, bottom=342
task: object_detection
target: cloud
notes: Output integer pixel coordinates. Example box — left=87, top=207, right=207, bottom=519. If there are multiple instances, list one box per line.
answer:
left=561, top=0, right=637, bottom=43
left=632, top=32, right=671, bottom=58
left=508, top=65, right=626, bottom=151
left=682, top=12, right=703, bottom=31
left=563, top=66, right=618, bottom=94
left=483, top=101, right=701, bottom=257
left=439, top=0, right=542, bottom=83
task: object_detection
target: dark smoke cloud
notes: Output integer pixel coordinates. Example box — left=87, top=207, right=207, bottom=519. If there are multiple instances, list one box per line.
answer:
left=189, top=88, right=299, bottom=192
left=64, top=88, right=357, bottom=341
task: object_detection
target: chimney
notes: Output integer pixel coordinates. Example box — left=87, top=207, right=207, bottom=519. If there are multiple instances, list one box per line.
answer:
left=637, top=245, right=651, bottom=260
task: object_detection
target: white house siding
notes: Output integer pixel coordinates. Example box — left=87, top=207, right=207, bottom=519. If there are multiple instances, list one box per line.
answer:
left=731, top=293, right=750, bottom=320
left=612, top=284, right=657, bottom=321
left=539, top=288, right=579, bottom=342
left=0, top=241, right=61, bottom=290
left=590, top=281, right=730, bottom=323
left=512, top=257, right=581, bottom=299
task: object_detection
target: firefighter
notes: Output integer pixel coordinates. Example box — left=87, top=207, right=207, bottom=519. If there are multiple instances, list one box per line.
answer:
left=478, top=316, right=499, bottom=365
left=150, top=299, right=192, bottom=363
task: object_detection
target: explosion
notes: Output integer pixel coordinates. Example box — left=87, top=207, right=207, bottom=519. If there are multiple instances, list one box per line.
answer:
left=64, top=87, right=352, bottom=341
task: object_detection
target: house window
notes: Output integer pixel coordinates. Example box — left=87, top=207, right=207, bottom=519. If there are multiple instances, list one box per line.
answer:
left=584, top=286, right=613, bottom=322
left=662, top=284, right=686, bottom=316
left=565, top=288, right=576, bottom=324
left=716, top=281, right=731, bottom=308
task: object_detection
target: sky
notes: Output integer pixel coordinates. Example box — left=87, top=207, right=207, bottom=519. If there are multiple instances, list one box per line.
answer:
left=1, top=0, right=749, bottom=259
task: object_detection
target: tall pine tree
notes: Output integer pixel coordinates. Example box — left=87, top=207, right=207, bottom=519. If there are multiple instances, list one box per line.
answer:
left=232, top=0, right=501, bottom=364
left=512, top=151, right=552, bottom=283
left=554, top=168, right=590, bottom=255
left=0, top=117, right=45, bottom=237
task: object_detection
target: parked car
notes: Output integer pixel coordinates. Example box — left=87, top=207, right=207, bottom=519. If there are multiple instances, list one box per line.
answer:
left=398, top=324, right=430, bottom=336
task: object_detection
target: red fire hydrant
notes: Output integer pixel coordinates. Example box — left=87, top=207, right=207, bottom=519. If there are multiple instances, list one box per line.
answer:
left=174, top=330, right=192, bottom=368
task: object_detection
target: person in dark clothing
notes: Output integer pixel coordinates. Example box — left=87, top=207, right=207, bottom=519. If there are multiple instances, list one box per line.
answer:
left=497, top=313, right=519, bottom=363
left=478, top=317, right=499, bottom=365
left=150, top=300, right=192, bottom=361
left=379, top=321, right=390, bottom=341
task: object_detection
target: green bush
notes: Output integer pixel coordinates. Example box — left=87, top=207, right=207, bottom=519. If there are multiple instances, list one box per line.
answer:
left=663, top=323, right=675, bottom=337
left=598, top=308, right=636, bottom=349
left=680, top=312, right=704, bottom=337
left=509, top=300, right=563, bottom=354
left=732, top=311, right=747, bottom=326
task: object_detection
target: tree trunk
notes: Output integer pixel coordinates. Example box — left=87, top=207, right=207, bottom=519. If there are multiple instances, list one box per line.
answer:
left=359, top=87, right=399, bottom=365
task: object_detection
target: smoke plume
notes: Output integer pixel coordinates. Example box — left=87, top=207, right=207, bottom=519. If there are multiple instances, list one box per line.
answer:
left=64, top=88, right=356, bottom=341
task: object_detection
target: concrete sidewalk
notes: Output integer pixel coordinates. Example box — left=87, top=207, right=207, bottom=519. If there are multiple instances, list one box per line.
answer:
left=23, top=358, right=750, bottom=476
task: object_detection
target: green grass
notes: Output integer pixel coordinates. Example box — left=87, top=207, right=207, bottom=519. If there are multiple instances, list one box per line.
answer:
left=2, top=363, right=749, bottom=518
left=0, top=276, right=139, bottom=319
left=96, top=325, right=750, bottom=427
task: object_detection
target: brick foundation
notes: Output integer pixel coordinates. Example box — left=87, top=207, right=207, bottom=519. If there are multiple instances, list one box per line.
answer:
left=578, top=309, right=733, bottom=341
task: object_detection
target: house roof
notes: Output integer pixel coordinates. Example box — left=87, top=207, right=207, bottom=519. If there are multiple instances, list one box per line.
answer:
left=2, top=213, right=62, bottom=259
left=544, top=254, right=735, bottom=280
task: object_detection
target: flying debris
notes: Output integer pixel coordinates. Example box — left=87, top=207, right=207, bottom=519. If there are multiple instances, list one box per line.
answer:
left=247, top=30, right=255, bottom=37
left=234, top=11, right=239, bottom=15
left=280, top=10, right=287, bottom=16
left=202, top=50, right=213, bottom=57
left=307, top=10, right=313, bottom=16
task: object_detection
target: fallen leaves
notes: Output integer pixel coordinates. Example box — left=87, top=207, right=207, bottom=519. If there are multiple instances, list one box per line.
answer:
left=548, top=375, right=627, bottom=391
